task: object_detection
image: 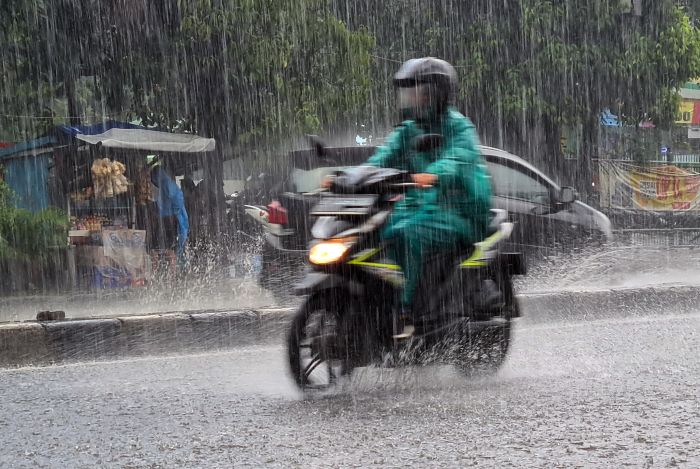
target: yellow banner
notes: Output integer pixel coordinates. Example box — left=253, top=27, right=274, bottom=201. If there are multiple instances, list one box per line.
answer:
left=599, top=162, right=700, bottom=211
left=676, top=100, right=695, bottom=124
left=630, top=166, right=700, bottom=211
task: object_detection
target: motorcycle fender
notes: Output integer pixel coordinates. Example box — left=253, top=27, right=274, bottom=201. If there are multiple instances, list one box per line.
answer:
left=263, top=231, right=297, bottom=251
left=294, top=272, right=363, bottom=296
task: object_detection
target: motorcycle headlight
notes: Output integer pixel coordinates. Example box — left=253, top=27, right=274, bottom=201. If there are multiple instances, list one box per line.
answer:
left=309, top=238, right=355, bottom=265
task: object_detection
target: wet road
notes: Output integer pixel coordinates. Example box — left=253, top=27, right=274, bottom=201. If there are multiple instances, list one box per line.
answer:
left=1, top=298, right=698, bottom=468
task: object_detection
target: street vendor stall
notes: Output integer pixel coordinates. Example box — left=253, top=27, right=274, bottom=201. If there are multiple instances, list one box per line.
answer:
left=62, top=128, right=216, bottom=289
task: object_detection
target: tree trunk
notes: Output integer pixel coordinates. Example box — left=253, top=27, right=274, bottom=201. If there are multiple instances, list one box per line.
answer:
left=65, top=75, right=81, bottom=126
left=577, top=116, right=598, bottom=198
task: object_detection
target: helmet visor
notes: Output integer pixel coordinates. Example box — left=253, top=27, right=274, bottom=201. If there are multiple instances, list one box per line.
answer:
left=397, top=85, right=427, bottom=110
left=397, top=85, right=429, bottom=120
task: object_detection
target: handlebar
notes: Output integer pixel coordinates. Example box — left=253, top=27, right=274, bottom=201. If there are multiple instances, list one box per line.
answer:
left=323, top=167, right=434, bottom=195
left=320, top=178, right=430, bottom=195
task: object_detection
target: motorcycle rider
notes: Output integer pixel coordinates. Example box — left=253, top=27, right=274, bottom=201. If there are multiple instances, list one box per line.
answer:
left=364, top=57, right=493, bottom=338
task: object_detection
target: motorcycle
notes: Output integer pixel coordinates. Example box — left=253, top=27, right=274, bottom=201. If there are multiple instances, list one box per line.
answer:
left=287, top=135, right=526, bottom=392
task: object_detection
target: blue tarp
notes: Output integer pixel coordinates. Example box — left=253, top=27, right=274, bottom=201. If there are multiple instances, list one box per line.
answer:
left=4, top=154, right=50, bottom=212
left=0, top=136, right=55, bottom=161
left=0, top=121, right=144, bottom=161
left=54, top=121, right=143, bottom=138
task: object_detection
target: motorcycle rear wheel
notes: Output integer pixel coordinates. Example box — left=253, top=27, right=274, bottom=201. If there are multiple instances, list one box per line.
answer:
left=452, top=318, right=511, bottom=376
left=453, top=271, right=517, bottom=376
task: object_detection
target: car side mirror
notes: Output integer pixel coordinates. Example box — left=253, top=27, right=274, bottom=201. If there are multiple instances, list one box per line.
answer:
left=413, top=134, right=443, bottom=153
left=558, top=186, right=576, bottom=205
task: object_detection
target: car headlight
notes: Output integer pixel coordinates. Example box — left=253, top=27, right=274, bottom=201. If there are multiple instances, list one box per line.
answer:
left=309, top=238, right=355, bottom=265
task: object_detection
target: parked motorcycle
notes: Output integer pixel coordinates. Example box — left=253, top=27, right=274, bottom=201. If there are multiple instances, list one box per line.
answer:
left=242, top=141, right=358, bottom=302
left=225, top=174, right=274, bottom=248
left=286, top=139, right=526, bottom=392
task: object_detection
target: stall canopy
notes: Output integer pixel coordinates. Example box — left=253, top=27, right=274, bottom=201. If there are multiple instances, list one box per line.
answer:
left=0, top=121, right=144, bottom=212
left=0, top=121, right=144, bottom=162
left=0, top=122, right=215, bottom=212
left=55, top=121, right=144, bottom=138
left=75, top=129, right=216, bottom=153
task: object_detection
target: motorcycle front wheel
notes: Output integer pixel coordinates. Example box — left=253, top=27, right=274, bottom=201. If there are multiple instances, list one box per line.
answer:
left=287, top=292, right=355, bottom=392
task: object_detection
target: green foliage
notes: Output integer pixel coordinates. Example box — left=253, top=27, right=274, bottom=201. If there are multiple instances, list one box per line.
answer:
left=0, top=181, right=68, bottom=261
left=0, top=1, right=374, bottom=148
left=154, top=0, right=374, bottom=147
left=344, top=1, right=700, bottom=137
left=2, top=0, right=700, bottom=170
left=0, top=1, right=59, bottom=141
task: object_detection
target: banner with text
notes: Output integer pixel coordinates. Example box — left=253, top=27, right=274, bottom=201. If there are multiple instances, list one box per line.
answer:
left=599, top=161, right=700, bottom=211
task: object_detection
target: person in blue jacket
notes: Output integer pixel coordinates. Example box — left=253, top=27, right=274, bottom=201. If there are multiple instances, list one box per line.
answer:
left=146, top=155, right=189, bottom=264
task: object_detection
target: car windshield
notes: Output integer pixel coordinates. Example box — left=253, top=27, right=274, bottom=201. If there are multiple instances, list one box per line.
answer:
left=486, top=161, right=551, bottom=205
left=287, top=146, right=375, bottom=193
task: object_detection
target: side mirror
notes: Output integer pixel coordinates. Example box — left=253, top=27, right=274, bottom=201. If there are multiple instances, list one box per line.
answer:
left=413, top=134, right=443, bottom=153
left=559, top=186, right=576, bottom=205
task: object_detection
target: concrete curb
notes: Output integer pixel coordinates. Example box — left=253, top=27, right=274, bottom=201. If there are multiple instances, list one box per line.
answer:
left=0, top=308, right=293, bottom=367
left=518, top=285, right=700, bottom=320
left=1, top=285, right=698, bottom=367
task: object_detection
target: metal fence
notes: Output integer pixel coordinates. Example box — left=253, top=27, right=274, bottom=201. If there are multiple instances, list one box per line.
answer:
left=613, top=228, right=700, bottom=248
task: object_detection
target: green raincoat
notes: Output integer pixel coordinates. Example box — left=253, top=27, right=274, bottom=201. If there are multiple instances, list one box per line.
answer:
left=365, top=107, right=492, bottom=307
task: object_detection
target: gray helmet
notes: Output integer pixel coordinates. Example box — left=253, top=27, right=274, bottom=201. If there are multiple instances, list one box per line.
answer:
left=393, top=57, right=457, bottom=121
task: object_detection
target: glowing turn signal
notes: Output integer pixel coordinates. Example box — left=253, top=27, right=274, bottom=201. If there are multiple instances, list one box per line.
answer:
left=309, top=241, right=350, bottom=265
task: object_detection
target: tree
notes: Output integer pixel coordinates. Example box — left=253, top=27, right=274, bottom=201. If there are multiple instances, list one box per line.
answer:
left=339, top=0, right=700, bottom=192
left=1, top=0, right=373, bottom=141
left=1, top=0, right=374, bottom=232
left=0, top=1, right=58, bottom=141
left=3, top=0, right=699, bottom=196
left=134, top=0, right=373, bottom=229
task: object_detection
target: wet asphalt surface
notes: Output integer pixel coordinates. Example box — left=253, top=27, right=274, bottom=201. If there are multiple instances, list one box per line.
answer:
left=1, top=292, right=698, bottom=468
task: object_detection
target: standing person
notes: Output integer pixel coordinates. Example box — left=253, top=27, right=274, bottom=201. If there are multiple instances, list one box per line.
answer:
left=180, top=176, right=199, bottom=243
left=146, top=155, right=189, bottom=267
left=363, top=57, right=493, bottom=338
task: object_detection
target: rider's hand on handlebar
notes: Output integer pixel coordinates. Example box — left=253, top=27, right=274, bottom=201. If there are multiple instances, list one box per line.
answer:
left=412, top=173, right=437, bottom=188
left=321, top=175, right=334, bottom=189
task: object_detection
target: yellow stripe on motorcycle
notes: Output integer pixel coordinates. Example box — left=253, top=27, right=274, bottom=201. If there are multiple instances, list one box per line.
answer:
left=460, top=226, right=508, bottom=269
left=347, top=248, right=402, bottom=271
left=348, top=222, right=510, bottom=272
